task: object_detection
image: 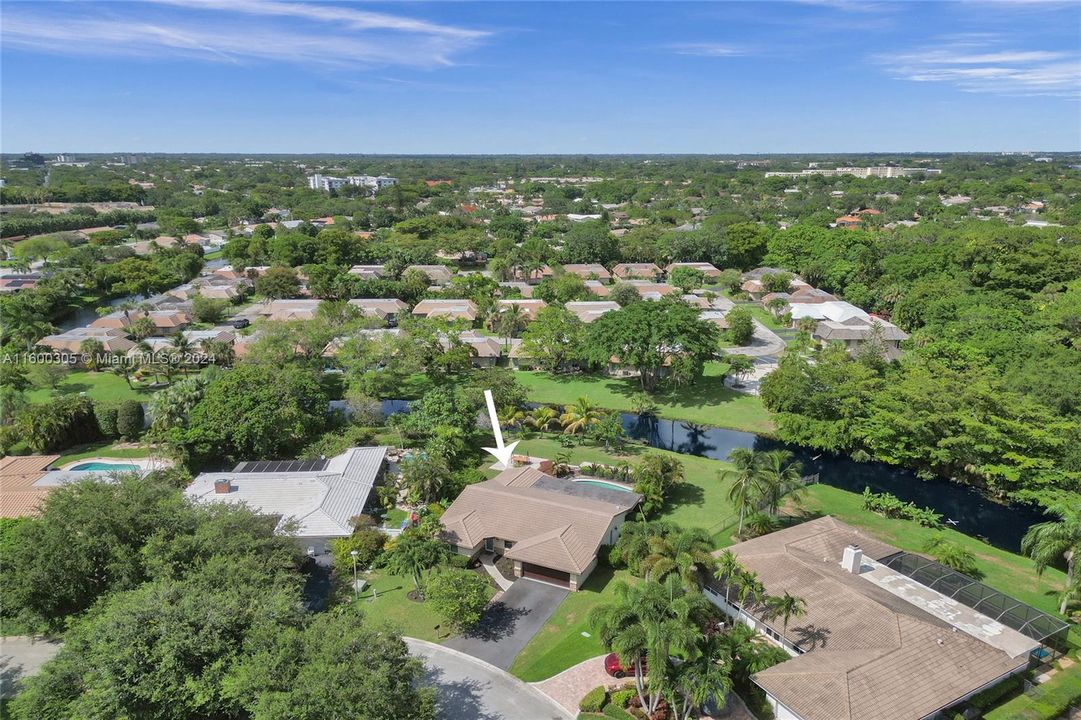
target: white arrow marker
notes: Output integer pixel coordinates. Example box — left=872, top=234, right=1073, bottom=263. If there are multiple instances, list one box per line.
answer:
left=482, top=389, right=519, bottom=469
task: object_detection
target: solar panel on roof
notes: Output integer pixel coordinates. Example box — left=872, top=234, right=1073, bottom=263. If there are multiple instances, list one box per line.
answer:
left=231, top=458, right=329, bottom=473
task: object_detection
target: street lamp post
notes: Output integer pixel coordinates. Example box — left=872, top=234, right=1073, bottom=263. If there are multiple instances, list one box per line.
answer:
left=350, top=550, right=359, bottom=600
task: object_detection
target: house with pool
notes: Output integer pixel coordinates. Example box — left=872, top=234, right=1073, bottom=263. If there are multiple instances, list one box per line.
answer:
left=439, top=466, right=641, bottom=590
left=0, top=455, right=164, bottom=518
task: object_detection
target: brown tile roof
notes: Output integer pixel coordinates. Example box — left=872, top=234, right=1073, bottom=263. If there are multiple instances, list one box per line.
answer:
left=440, top=467, right=640, bottom=574
left=612, top=263, right=661, bottom=278
left=717, top=517, right=1026, bottom=720
left=412, top=299, right=478, bottom=321
left=666, top=262, right=722, bottom=277
left=0, top=455, right=60, bottom=518
left=560, top=264, right=612, bottom=281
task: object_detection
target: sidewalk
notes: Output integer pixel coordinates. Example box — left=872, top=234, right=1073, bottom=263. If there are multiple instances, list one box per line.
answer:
left=479, top=553, right=515, bottom=591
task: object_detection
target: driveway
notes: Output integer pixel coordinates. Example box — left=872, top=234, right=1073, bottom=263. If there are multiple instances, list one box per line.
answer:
left=407, top=638, right=571, bottom=720
left=723, top=319, right=787, bottom=358
left=1, top=636, right=62, bottom=698
left=444, top=579, right=569, bottom=669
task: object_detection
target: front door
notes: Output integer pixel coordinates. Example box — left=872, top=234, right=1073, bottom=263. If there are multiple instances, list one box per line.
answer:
left=484, top=538, right=494, bottom=552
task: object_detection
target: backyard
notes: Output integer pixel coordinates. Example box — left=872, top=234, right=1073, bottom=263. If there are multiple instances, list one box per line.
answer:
left=25, top=370, right=153, bottom=405
left=516, top=362, right=774, bottom=435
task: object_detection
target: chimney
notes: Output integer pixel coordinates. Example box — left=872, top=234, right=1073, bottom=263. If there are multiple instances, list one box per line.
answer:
left=841, top=545, right=863, bottom=574
left=214, top=478, right=232, bottom=494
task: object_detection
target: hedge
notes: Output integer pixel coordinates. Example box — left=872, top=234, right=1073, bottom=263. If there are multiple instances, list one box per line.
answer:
left=579, top=686, right=608, bottom=713
left=116, top=400, right=144, bottom=440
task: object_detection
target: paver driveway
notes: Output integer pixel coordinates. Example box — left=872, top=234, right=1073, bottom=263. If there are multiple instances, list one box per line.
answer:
left=444, top=579, right=569, bottom=669
left=407, top=638, right=571, bottom=720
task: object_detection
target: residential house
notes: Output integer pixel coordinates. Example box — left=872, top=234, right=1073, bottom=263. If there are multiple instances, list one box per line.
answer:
left=0, top=273, right=41, bottom=293
left=249, top=299, right=323, bottom=322
left=446, top=330, right=503, bottom=368
left=560, top=263, right=612, bottom=282
left=322, top=328, right=402, bottom=357
left=666, top=262, right=722, bottom=279
left=185, top=447, right=389, bottom=555
left=411, top=299, right=479, bottom=323
left=611, top=263, right=661, bottom=280
left=168, top=275, right=250, bottom=302
left=498, top=281, right=534, bottom=299
left=834, top=215, right=862, bottom=229
left=496, top=298, right=548, bottom=321
left=130, top=236, right=181, bottom=255
left=92, top=309, right=191, bottom=335
left=38, top=326, right=135, bottom=355
left=0, top=455, right=60, bottom=518
left=345, top=298, right=408, bottom=324
left=706, top=517, right=1060, bottom=720
left=565, top=301, right=620, bottom=323
left=404, top=264, right=455, bottom=286
left=622, top=280, right=678, bottom=299
left=814, top=317, right=909, bottom=360
left=584, top=280, right=611, bottom=297
left=348, top=265, right=387, bottom=280
left=440, top=466, right=641, bottom=590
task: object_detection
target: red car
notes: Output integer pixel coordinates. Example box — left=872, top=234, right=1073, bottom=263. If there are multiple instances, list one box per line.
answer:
left=604, top=652, right=646, bottom=678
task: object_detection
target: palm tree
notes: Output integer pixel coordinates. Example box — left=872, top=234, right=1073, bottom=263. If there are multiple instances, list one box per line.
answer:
left=734, top=569, right=765, bottom=612
left=380, top=531, right=450, bottom=600
left=722, top=448, right=763, bottom=539
left=79, top=338, right=107, bottom=372
left=1021, top=505, right=1081, bottom=614
left=199, top=338, right=235, bottom=367
left=667, top=635, right=734, bottom=720
left=168, top=332, right=192, bottom=373
left=589, top=575, right=712, bottom=714
left=527, top=405, right=560, bottom=431
left=560, top=396, right=603, bottom=435
left=639, top=527, right=717, bottom=589
left=764, top=591, right=807, bottom=642
left=496, top=303, right=529, bottom=347
left=756, top=449, right=804, bottom=516
left=714, top=549, right=743, bottom=603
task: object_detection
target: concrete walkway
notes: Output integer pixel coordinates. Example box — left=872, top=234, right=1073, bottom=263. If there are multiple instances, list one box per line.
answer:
left=723, top=358, right=777, bottom=396
left=1, top=636, right=63, bottom=698
left=407, top=638, right=571, bottom=720
left=479, top=554, right=515, bottom=592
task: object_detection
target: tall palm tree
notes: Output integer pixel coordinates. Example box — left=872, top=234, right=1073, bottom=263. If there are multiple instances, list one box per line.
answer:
left=1022, top=505, right=1081, bottom=614
left=640, top=527, right=717, bottom=589
left=722, top=448, right=763, bottom=539
left=560, top=396, right=603, bottom=435
left=734, top=569, right=765, bottom=612
left=589, top=575, right=711, bottom=714
left=667, top=635, right=734, bottom=720
left=714, top=549, right=743, bottom=603
left=764, top=591, right=807, bottom=642
left=168, top=332, right=192, bottom=372
left=756, top=449, right=804, bottom=516
left=496, top=303, right=529, bottom=347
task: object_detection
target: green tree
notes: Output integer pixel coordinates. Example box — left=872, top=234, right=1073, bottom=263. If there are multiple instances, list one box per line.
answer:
left=116, top=399, right=144, bottom=440
left=1021, top=505, right=1081, bottom=614
left=669, top=266, right=706, bottom=292
left=923, top=535, right=981, bottom=577
left=724, top=307, right=755, bottom=347
left=763, top=591, right=807, bottom=640
left=519, top=306, right=585, bottom=372
left=379, top=529, right=451, bottom=599
left=560, top=396, right=604, bottom=434
left=425, top=567, right=492, bottom=633
left=722, top=448, right=762, bottom=538
left=255, top=266, right=301, bottom=300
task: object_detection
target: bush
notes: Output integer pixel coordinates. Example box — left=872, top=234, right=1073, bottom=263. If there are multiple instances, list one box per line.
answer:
left=725, top=307, right=755, bottom=346
left=116, top=400, right=145, bottom=440
left=425, top=568, right=492, bottom=634
left=610, top=688, right=636, bottom=709
left=579, top=686, right=608, bottom=713
left=603, top=704, right=634, bottom=719
left=328, top=528, right=386, bottom=570
left=16, top=394, right=101, bottom=452
left=861, top=487, right=943, bottom=528
left=968, top=675, right=1023, bottom=709
left=93, top=401, right=120, bottom=439
left=190, top=294, right=229, bottom=324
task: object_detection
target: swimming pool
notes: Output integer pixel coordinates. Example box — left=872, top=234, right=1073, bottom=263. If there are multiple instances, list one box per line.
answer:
left=70, top=462, right=140, bottom=472
left=574, top=479, right=634, bottom=493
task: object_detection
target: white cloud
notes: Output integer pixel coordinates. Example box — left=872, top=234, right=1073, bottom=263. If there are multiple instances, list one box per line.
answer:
left=669, top=43, right=749, bottom=58
left=876, top=40, right=1080, bottom=97
left=0, top=1, right=489, bottom=70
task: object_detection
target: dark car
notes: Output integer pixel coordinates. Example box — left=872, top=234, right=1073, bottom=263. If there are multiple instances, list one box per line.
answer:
left=230, top=318, right=251, bottom=329
left=604, top=652, right=646, bottom=678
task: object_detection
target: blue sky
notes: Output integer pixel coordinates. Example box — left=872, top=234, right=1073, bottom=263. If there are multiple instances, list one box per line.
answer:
left=2, top=1, right=1079, bottom=153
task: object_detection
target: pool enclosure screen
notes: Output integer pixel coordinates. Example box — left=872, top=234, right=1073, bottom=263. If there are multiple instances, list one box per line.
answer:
left=879, top=551, right=1070, bottom=656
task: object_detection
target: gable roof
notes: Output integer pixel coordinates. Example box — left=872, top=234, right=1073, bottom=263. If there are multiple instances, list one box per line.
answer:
left=440, top=467, right=640, bottom=574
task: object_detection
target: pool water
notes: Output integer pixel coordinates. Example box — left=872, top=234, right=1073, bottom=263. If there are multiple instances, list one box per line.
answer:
left=70, top=462, right=140, bottom=472
left=574, top=479, right=634, bottom=493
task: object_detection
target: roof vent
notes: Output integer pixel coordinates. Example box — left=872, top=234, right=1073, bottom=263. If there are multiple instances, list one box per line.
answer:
left=214, top=478, right=232, bottom=494
left=841, top=545, right=863, bottom=574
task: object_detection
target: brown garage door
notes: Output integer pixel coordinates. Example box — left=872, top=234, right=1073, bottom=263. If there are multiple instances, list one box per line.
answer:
left=521, top=563, right=570, bottom=587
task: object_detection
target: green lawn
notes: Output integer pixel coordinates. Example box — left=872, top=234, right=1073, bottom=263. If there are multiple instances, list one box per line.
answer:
left=57, top=441, right=152, bottom=463
left=516, top=363, right=774, bottom=435
left=352, top=570, right=495, bottom=643
left=985, top=662, right=1081, bottom=720
left=26, top=371, right=154, bottom=405
left=509, top=565, right=637, bottom=681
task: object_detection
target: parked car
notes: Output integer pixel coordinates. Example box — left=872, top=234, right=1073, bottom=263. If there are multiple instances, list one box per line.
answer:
left=230, top=318, right=250, bottom=329
left=604, top=652, right=646, bottom=678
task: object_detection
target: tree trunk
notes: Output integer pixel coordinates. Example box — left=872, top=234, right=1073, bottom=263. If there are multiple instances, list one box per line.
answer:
left=1061, top=551, right=1074, bottom=615
left=634, top=659, right=648, bottom=710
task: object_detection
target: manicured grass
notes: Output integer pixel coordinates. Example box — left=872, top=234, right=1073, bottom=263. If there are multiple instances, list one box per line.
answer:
left=516, top=363, right=774, bottom=434
left=26, top=371, right=153, bottom=405
left=985, top=662, right=1081, bottom=720
left=351, top=569, right=494, bottom=643
left=799, top=484, right=1072, bottom=621
left=509, top=565, right=638, bottom=682
left=57, top=441, right=152, bottom=463
left=507, top=435, right=741, bottom=537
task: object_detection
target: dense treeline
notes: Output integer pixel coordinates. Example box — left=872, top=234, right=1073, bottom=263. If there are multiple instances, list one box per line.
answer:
left=0, top=208, right=156, bottom=238
left=760, top=221, right=1081, bottom=509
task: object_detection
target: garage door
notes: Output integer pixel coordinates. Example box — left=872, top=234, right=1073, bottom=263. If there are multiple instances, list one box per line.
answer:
left=521, top=563, right=570, bottom=587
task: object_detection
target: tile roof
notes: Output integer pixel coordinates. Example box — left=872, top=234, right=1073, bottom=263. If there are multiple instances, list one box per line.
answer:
left=716, top=517, right=1028, bottom=720
left=440, top=467, right=640, bottom=575
left=0, top=455, right=60, bottom=518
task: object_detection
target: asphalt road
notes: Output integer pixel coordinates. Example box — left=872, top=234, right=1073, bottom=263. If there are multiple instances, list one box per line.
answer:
left=407, top=638, right=571, bottom=720
left=444, top=579, right=569, bottom=669
left=1, top=636, right=62, bottom=699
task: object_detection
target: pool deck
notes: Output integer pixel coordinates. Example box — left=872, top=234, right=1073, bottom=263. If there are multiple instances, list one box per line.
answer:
left=37, top=456, right=174, bottom=485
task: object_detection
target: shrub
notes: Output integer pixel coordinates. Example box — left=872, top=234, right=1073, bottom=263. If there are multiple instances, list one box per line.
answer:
left=116, top=400, right=145, bottom=440
left=16, top=394, right=101, bottom=452
left=579, top=687, right=608, bottom=713
left=190, top=294, right=229, bottom=324
left=610, top=688, right=636, bottom=709
left=603, top=705, right=634, bottom=719
left=968, top=675, right=1023, bottom=709
left=861, top=487, right=943, bottom=528
left=725, top=307, right=755, bottom=346
left=425, top=568, right=492, bottom=633
left=93, top=401, right=120, bottom=439
left=329, top=528, right=386, bottom=570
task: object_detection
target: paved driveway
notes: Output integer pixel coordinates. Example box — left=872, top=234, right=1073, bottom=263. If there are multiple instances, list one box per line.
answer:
left=407, top=638, right=571, bottom=720
left=1, top=636, right=62, bottom=698
left=444, top=579, right=569, bottom=669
